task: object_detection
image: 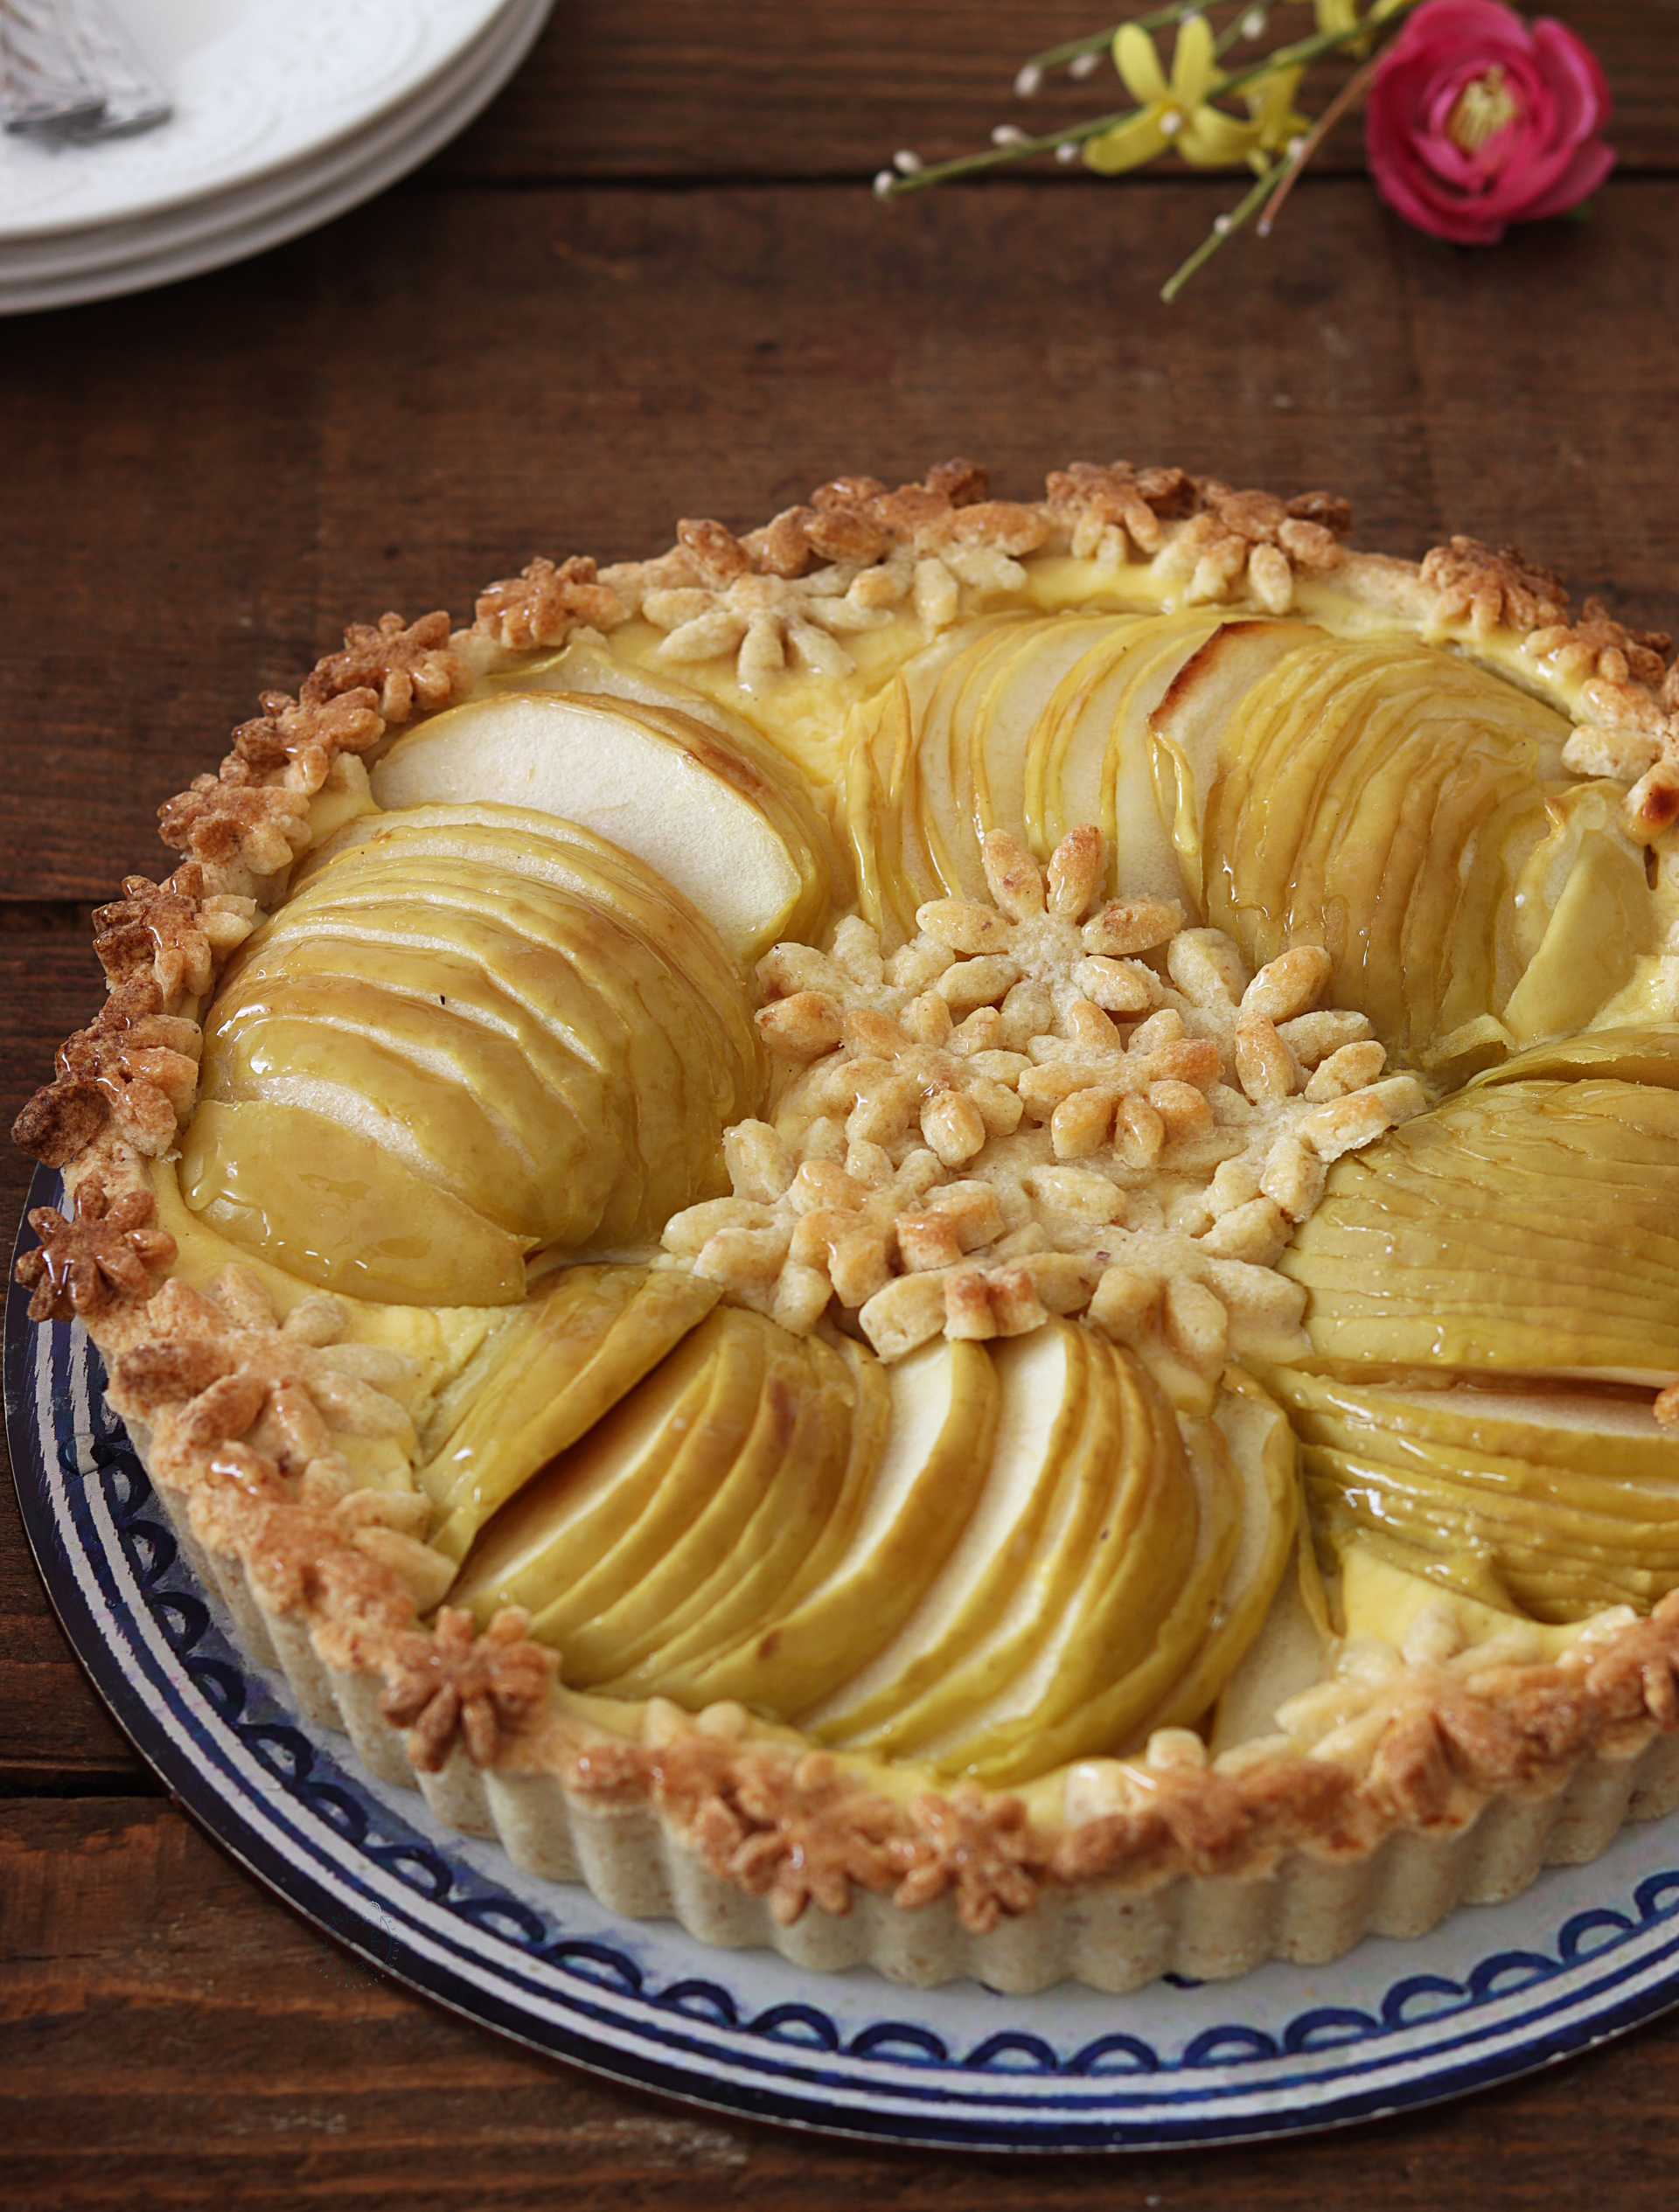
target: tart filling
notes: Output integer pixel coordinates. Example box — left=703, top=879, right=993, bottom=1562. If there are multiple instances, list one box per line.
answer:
left=17, top=458, right=1679, bottom=1984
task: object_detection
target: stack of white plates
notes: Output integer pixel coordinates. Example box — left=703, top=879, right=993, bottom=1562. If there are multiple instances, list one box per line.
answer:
left=0, top=0, right=554, bottom=314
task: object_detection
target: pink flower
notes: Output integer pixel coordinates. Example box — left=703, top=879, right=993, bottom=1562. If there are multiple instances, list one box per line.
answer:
left=1364, top=0, right=1614, bottom=246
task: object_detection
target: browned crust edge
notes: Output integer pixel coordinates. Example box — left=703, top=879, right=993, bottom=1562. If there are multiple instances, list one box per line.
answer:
left=13, top=459, right=1679, bottom=1943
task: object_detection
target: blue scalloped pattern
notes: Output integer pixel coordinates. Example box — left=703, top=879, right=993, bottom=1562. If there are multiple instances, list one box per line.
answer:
left=69, top=1376, right=1679, bottom=2082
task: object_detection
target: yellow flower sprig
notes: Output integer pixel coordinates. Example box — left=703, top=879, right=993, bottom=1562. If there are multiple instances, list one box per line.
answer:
left=874, top=0, right=1425, bottom=299
left=1082, top=16, right=1306, bottom=176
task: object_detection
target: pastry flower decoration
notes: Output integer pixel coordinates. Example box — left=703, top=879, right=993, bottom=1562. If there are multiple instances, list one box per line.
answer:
left=875, top=0, right=1612, bottom=299
left=662, top=825, right=1424, bottom=1407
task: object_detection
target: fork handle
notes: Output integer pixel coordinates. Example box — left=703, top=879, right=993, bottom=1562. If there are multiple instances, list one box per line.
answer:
left=56, top=0, right=170, bottom=137
left=0, top=0, right=107, bottom=134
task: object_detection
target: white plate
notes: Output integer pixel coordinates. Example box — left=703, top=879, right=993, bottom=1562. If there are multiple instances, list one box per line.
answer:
left=0, top=0, right=551, bottom=310
left=0, top=0, right=520, bottom=237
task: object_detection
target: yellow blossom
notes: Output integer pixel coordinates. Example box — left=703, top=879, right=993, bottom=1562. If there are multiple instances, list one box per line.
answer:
left=1244, top=63, right=1309, bottom=165
left=1313, top=0, right=1411, bottom=40
left=1083, top=17, right=1264, bottom=174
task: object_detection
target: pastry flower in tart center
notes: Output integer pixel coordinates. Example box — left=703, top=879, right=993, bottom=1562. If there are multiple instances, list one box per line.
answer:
left=665, top=823, right=1424, bottom=1409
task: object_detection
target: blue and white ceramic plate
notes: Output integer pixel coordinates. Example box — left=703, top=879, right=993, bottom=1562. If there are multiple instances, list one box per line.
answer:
left=10, top=1167, right=1679, bottom=2152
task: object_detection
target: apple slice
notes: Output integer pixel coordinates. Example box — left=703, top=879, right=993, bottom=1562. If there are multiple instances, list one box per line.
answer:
left=676, top=1338, right=1000, bottom=1715
left=840, top=672, right=937, bottom=946
left=370, top=689, right=832, bottom=964
left=1471, top=1026, right=1679, bottom=1094
left=1499, top=785, right=1653, bottom=1046
left=909, top=1339, right=1205, bottom=1780
left=193, top=804, right=763, bottom=1276
left=516, top=1312, right=772, bottom=1648
left=1128, top=1370, right=1299, bottom=1740
left=447, top=1306, right=762, bottom=1618
left=1148, top=620, right=1321, bottom=906
left=912, top=619, right=1036, bottom=902
left=1282, top=1077, right=1679, bottom=1385
left=421, top=1265, right=721, bottom=1561
left=600, top=1334, right=860, bottom=1694
left=627, top=1337, right=892, bottom=1697
left=964, top=615, right=1132, bottom=859
left=806, top=1320, right=1091, bottom=1742
left=957, top=1409, right=1239, bottom=1787
left=179, top=1098, right=530, bottom=1311
left=484, top=635, right=770, bottom=750
left=1272, top=1365, right=1679, bottom=1618
left=564, top=1331, right=853, bottom=1684
left=1037, top=609, right=1223, bottom=899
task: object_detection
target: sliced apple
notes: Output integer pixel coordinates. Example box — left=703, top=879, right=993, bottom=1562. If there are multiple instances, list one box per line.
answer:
left=1154, top=626, right=1595, bottom=1062
left=675, top=1337, right=1000, bottom=1715
left=805, top=1319, right=1092, bottom=1742
left=483, top=635, right=770, bottom=751
left=370, top=689, right=833, bottom=963
left=420, top=1264, right=721, bottom=1562
left=561, top=1330, right=853, bottom=1684
left=519, top=1315, right=788, bottom=1660
left=600, top=1332, right=861, bottom=1694
left=1283, top=1078, right=1679, bottom=1383
left=920, top=1341, right=1209, bottom=1783
left=1039, top=609, right=1224, bottom=901
left=959, top=1412, right=1237, bottom=1787
left=1129, top=1370, right=1299, bottom=1739
left=1500, top=785, right=1653, bottom=1045
left=851, top=1336, right=1196, bottom=1773
left=963, top=615, right=1132, bottom=857
left=840, top=672, right=939, bottom=945
left=1271, top=1365, right=1679, bottom=1621
left=179, top=1098, right=529, bottom=1310
left=448, top=1307, right=765, bottom=1622
left=912, top=618, right=1040, bottom=903
left=1149, top=620, right=1321, bottom=906
left=188, top=804, right=762, bottom=1292
left=1471, top=1026, right=1679, bottom=1094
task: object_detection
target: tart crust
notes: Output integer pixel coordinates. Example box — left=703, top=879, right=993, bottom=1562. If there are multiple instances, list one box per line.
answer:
left=16, top=457, right=1679, bottom=1992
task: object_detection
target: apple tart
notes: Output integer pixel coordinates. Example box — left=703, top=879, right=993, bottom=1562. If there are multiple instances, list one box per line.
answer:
left=17, top=457, right=1679, bottom=1993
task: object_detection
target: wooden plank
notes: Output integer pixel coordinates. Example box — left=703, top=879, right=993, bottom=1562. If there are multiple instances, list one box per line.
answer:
left=3, top=1797, right=1679, bottom=2207
left=3, top=175, right=1674, bottom=901
left=0, top=254, right=327, bottom=900
left=0, top=1473, right=144, bottom=1784
left=431, top=1, right=1679, bottom=180
left=1, top=934, right=154, bottom=1781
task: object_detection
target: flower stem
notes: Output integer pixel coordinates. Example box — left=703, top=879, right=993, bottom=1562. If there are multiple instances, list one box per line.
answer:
left=1160, top=159, right=1284, bottom=302
left=881, top=112, right=1138, bottom=195
left=1215, top=3, right=1271, bottom=59
left=1257, top=52, right=1380, bottom=235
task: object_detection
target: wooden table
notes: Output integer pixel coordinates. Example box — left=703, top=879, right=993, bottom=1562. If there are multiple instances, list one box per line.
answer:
left=4, top=4, right=1678, bottom=2199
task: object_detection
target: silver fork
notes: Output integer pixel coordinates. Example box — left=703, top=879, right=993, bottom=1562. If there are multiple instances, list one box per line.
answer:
left=1, top=0, right=170, bottom=139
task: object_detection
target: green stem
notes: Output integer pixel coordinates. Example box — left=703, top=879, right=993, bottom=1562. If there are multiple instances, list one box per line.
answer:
left=883, top=112, right=1137, bottom=195
left=1215, top=3, right=1270, bottom=59
left=1160, top=159, right=1282, bottom=303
